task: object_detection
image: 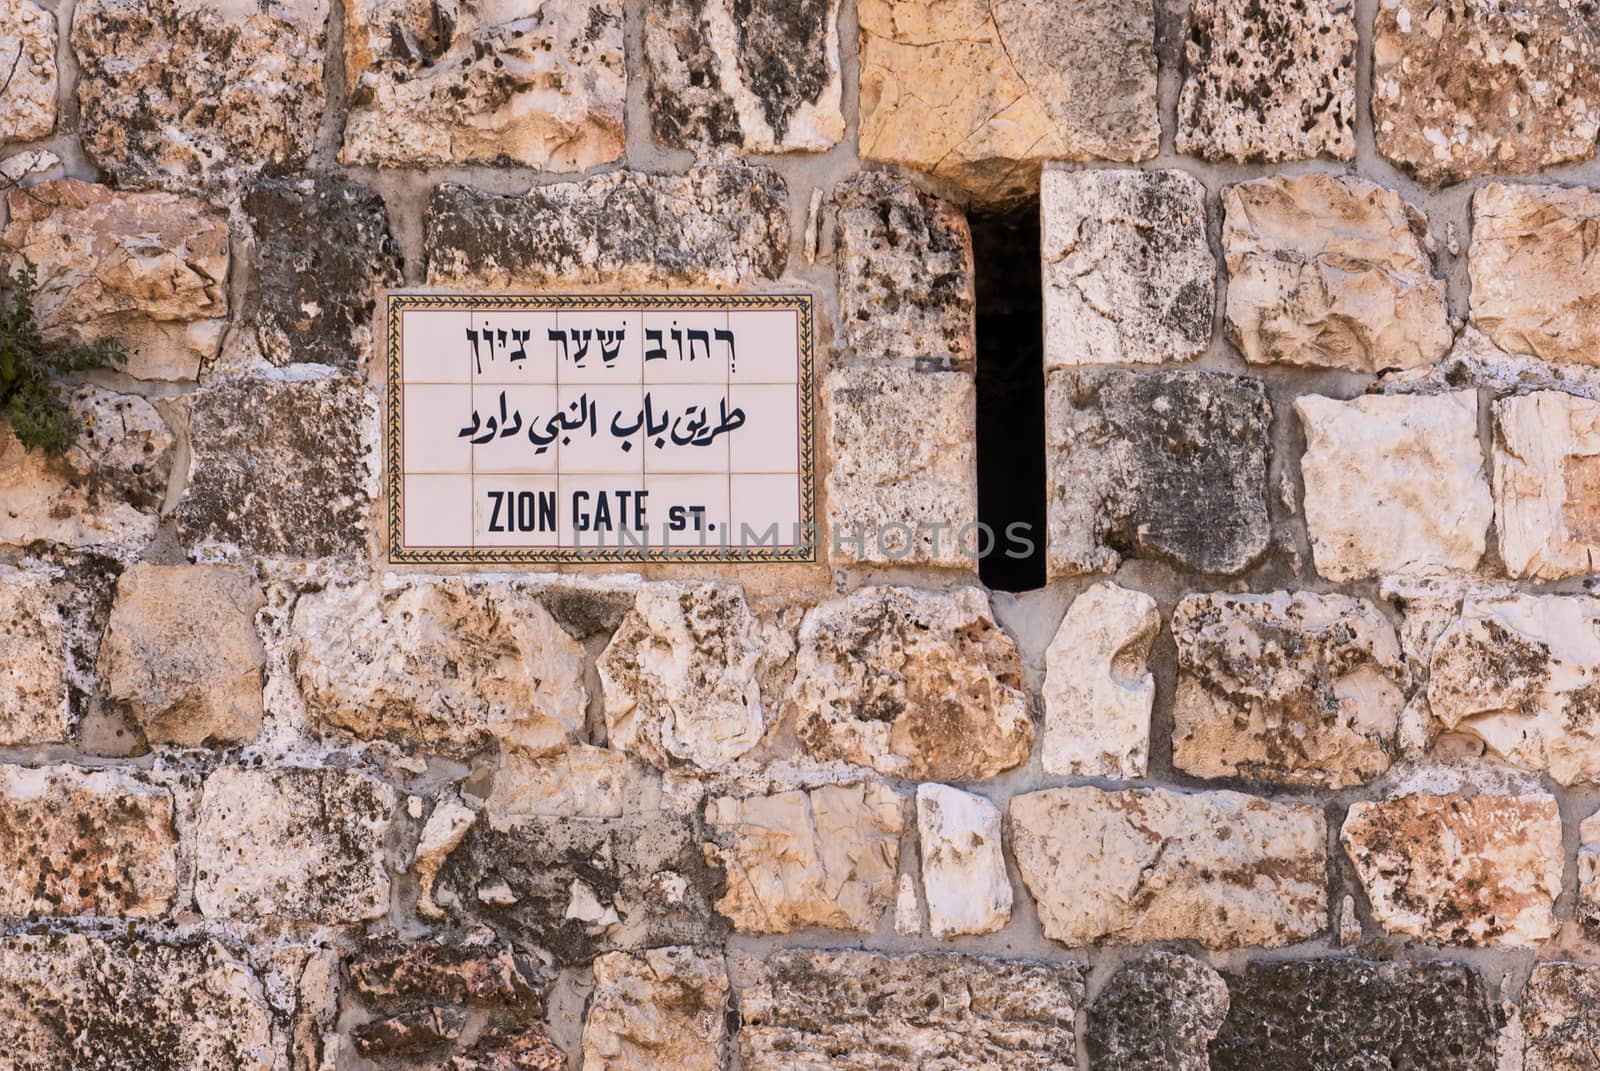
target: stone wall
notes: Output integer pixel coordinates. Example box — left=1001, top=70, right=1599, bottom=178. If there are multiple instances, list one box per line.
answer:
left=3, top=0, right=1600, bottom=1067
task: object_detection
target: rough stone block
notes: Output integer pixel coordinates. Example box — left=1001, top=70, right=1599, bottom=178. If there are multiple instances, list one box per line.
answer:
left=1495, top=391, right=1600, bottom=578
left=1, top=179, right=228, bottom=381
left=736, top=950, right=1085, bottom=1071
left=1178, top=0, right=1355, bottom=162
left=1041, top=581, right=1158, bottom=778
left=1342, top=791, right=1561, bottom=946
left=1046, top=369, right=1272, bottom=578
left=1042, top=168, right=1214, bottom=368
left=1523, top=963, right=1600, bottom=1071
left=425, top=166, right=789, bottom=289
left=1171, top=590, right=1407, bottom=788
left=793, top=585, right=1033, bottom=781
left=858, top=0, right=1158, bottom=206
left=1297, top=391, right=1491, bottom=580
left=1086, top=952, right=1229, bottom=1071
left=0, top=764, right=177, bottom=917
left=1580, top=810, right=1600, bottom=940
left=341, top=0, right=623, bottom=170
left=71, top=0, right=328, bottom=190
left=916, top=783, right=1010, bottom=937
left=1221, top=174, right=1450, bottom=372
left=646, top=0, right=843, bottom=152
left=294, top=578, right=586, bottom=759
left=0, top=0, right=55, bottom=145
left=487, top=745, right=655, bottom=823
left=1009, top=785, right=1326, bottom=950
left=582, top=947, right=729, bottom=1071
left=173, top=374, right=375, bottom=559
left=834, top=171, right=974, bottom=366
left=823, top=367, right=977, bottom=567
left=0, top=567, right=70, bottom=746
left=193, top=764, right=394, bottom=924
left=243, top=174, right=403, bottom=372
left=1374, top=0, right=1600, bottom=184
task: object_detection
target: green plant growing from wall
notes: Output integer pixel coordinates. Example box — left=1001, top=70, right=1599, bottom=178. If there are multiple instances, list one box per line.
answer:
left=0, top=260, right=125, bottom=454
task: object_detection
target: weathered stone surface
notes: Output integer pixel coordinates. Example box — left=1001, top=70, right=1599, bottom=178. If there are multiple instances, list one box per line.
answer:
left=1042, top=168, right=1214, bottom=368
left=243, top=174, right=403, bottom=372
left=0, top=179, right=228, bottom=381
left=1086, top=952, right=1229, bottom=1071
left=294, top=577, right=586, bottom=759
left=174, top=375, right=374, bottom=559
left=1297, top=391, right=1492, bottom=580
left=193, top=764, right=394, bottom=924
left=1042, top=581, right=1158, bottom=778
left=0, top=567, right=70, bottom=746
left=1471, top=183, right=1600, bottom=368
left=341, top=0, right=623, bottom=169
left=1342, top=791, right=1561, bottom=946
left=1009, top=785, right=1326, bottom=950
left=487, top=746, right=655, bottom=823
left=1523, top=963, right=1600, bottom=1071
left=347, top=937, right=542, bottom=1011
left=737, top=950, right=1085, bottom=1071
left=823, top=367, right=977, bottom=566
left=72, top=0, right=329, bottom=190
left=451, top=1027, right=566, bottom=1071
left=582, top=947, right=729, bottom=1071
left=598, top=582, right=768, bottom=771
left=1047, top=369, right=1272, bottom=578
left=1373, top=0, right=1600, bottom=185
left=1178, top=0, right=1355, bottom=162
left=1580, top=810, right=1600, bottom=939
left=0, top=386, right=173, bottom=550
left=1221, top=174, right=1450, bottom=372
left=1495, top=391, right=1600, bottom=578
left=834, top=171, right=974, bottom=367
left=425, top=167, right=789, bottom=289
left=0, top=0, right=56, bottom=144
left=1171, top=591, right=1407, bottom=788
left=0, top=935, right=276, bottom=1071
left=0, top=764, right=176, bottom=917
left=97, top=562, right=265, bottom=747
left=704, top=781, right=903, bottom=935
left=1210, top=959, right=1501, bottom=1070
left=916, top=783, right=1010, bottom=937
left=792, top=586, right=1032, bottom=781
left=858, top=0, right=1157, bottom=206
left=646, top=0, right=842, bottom=152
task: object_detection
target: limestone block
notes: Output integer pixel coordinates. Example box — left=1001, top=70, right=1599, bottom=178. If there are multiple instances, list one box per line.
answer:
left=1086, top=952, right=1229, bottom=1071
left=1178, top=0, right=1355, bottom=162
left=1171, top=591, right=1407, bottom=788
left=487, top=746, right=655, bottom=823
left=243, top=175, right=403, bottom=372
left=0, top=764, right=177, bottom=917
left=1373, top=0, right=1600, bottom=184
left=858, top=0, right=1158, bottom=206
left=1342, top=791, right=1561, bottom=946
left=0, top=386, right=173, bottom=550
left=1471, top=183, right=1600, bottom=368
left=0, top=935, right=276, bottom=1071
left=1297, top=391, right=1491, bottom=580
left=1523, top=963, right=1600, bottom=1071
left=646, top=0, right=843, bottom=152
left=598, top=581, right=768, bottom=770
left=173, top=375, right=375, bottom=559
left=425, top=166, right=789, bottom=289
left=1042, top=168, right=1214, bottom=368
left=792, top=586, right=1032, bottom=781
left=193, top=765, right=395, bottom=924
left=71, top=0, right=329, bottom=190
left=1009, top=785, right=1326, bottom=950
left=1221, top=174, right=1450, bottom=372
left=1047, top=369, right=1272, bottom=578
left=1580, top=810, right=1600, bottom=939
left=704, top=781, right=904, bottom=935
left=582, top=947, right=729, bottom=1071
left=1495, top=391, right=1600, bottom=578
left=0, top=0, right=56, bottom=144
left=341, top=0, right=623, bottom=170
left=347, top=936, right=543, bottom=1010
left=736, top=950, right=1085, bottom=1071
left=916, top=783, right=1011, bottom=937
left=823, top=367, right=977, bottom=567
left=0, top=180, right=228, bottom=381
left=98, top=563, right=265, bottom=747
left=0, top=567, right=69, bottom=746
left=834, top=171, right=974, bottom=367
left=1041, top=581, right=1158, bottom=778
left=294, top=577, right=586, bottom=759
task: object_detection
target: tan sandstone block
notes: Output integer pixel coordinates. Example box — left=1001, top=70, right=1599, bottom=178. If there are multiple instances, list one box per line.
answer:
left=1041, top=581, right=1158, bottom=778
left=0, top=567, right=69, bottom=746
left=1495, top=391, right=1600, bottom=578
left=582, top=947, right=729, bottom=1071
left=0, top=0, right=57, bottom=144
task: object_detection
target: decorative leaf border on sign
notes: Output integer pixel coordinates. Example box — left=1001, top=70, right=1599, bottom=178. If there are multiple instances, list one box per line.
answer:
left=384, top=292, right=818, bottom=565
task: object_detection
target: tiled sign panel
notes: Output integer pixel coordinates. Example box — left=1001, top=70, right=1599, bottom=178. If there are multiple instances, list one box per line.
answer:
left=386, top=293, right=816, bottom=564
